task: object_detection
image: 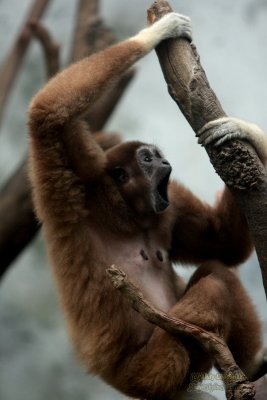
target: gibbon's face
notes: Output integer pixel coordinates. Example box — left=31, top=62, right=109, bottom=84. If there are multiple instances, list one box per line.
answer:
left=106, top=142, right=172, bottom=215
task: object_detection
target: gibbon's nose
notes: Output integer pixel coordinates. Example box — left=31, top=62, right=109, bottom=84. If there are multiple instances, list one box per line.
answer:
left=154, top=158, right=172, bottom=174
left=161, top=159, right=172, bottom=173
left=162, top=159, right=170, bottom=166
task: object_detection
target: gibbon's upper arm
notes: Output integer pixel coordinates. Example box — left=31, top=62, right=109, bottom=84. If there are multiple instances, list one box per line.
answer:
left=169, top=182, right=253, bottom=266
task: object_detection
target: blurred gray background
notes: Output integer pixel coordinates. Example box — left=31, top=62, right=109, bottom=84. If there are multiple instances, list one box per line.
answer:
left=0, top=0, right=267, bottom=399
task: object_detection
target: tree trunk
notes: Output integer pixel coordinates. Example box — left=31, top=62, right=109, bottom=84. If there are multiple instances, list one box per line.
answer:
left=148, top=0, right=267, bottom=300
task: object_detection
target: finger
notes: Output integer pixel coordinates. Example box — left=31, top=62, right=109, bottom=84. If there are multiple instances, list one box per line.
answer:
left=214, top=132, right=246, bottom=147
left=175, top=13, right=191, bottom=23
left=198, top=128, right=230, bottom=145
left=197, top=118, right=230, bottom=136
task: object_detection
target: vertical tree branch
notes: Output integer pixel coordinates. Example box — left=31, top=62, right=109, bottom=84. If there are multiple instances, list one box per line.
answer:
left=70, top=0, right=99, bottom=61
left=0, top=0, right=51, bottom=123
left=147, top=0, right=267, bottom=299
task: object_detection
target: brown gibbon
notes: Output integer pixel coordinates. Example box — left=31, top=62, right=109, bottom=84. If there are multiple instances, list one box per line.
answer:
left=28, top=11, right=266, bottom=399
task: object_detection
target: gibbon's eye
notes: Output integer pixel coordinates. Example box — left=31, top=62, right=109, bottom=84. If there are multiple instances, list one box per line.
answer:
left=143, top=153, right=153, bottom=163
left=110, top=167, right=129, bottom=184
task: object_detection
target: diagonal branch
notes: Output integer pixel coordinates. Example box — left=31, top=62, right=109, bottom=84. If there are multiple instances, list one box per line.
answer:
left=106, top=265, right=255, bottom=400
left=0, top=0, right=51, bottom=123
left=0, top=161, right=38, bottom=276
left=147, top=0, right=267, bottom=299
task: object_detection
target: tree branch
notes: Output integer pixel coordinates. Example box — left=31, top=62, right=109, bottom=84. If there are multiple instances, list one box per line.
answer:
left=29, top=20, right=60, bottom=78
left=0, top=0, right=51, bottom=123
left=70, top=0, right=100, bottom=62
left=0, top=20, right=60, bottom=278
left=70, top=0, right=135, bottom=131
left=147, top=0, right=267, bottom=299
left=0, top=0, right=135, bottom=278
left=0, top=161, right=38, bottom=277
left=106, top=265, right=255, bottom=400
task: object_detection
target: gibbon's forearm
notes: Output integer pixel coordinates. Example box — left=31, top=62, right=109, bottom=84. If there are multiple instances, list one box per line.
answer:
left=28, top=13, right=192, bottom=136
left=169, top=184, right=253, bottom=266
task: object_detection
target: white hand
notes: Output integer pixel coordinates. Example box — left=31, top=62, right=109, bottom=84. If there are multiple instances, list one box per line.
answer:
left=133, top=12, right=192, bottom=52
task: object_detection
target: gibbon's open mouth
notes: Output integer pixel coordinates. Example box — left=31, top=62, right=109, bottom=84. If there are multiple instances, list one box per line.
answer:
left=157, top=173, right=170, bottom=203
left=153, top=167, right=172, bottom=213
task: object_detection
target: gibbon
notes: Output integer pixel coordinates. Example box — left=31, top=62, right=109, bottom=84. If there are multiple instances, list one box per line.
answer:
left=28, top=11, right=266, bottom=399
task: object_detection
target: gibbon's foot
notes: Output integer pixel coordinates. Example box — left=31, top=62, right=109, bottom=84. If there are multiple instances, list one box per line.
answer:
left=197, top=117, right=252, bottom=148
left=196, top=117, right=267, bottom=166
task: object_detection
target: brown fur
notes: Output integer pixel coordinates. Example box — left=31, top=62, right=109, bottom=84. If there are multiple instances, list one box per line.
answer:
left=28, top=35, right=262, bottom=399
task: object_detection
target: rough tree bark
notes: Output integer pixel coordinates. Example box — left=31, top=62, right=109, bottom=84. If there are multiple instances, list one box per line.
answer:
left=147, top=0, right=267, bottom=298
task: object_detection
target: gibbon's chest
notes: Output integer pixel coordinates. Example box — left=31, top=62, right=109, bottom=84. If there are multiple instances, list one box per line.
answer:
left=93, top=231, right=178, bottom=312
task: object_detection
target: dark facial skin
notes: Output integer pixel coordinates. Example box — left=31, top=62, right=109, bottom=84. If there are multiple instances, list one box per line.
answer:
left=136, top=145, right=172, bottom=213
left=107, top=143, right=172, bottom=216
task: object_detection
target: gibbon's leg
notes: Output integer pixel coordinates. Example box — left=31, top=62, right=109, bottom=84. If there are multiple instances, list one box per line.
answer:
left=115, top=263, right=262, bottom=399
left=28, top=12, right=192, bottom=223
left=184, top=262, right=264, bottom=381
left=197, top=117, right=267, bottom=167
